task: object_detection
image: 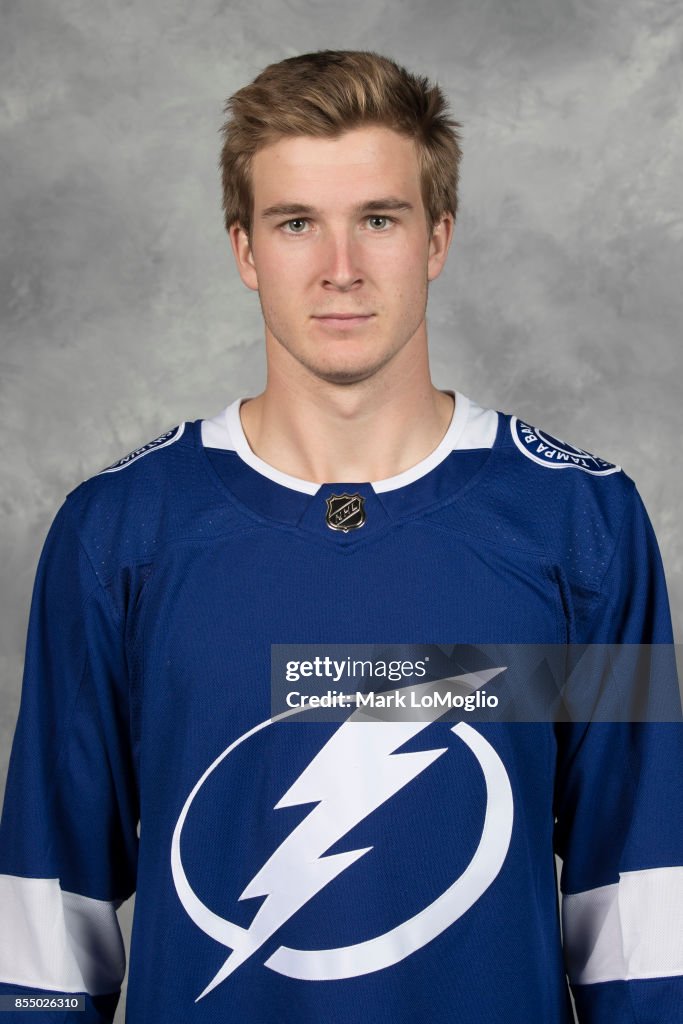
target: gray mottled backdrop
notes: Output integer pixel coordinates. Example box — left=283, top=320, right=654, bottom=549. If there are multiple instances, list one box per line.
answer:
left=1, top=1, right=681, bottom=1020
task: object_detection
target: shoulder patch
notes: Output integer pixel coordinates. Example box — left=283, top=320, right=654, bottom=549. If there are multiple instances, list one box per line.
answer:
left=510, top=417, right=620, bottom=475
left=100, top=423, right=185, bottom=474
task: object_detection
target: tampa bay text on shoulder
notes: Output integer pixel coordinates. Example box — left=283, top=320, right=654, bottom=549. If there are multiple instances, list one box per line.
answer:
left=284, top=690, right=499, bottom=710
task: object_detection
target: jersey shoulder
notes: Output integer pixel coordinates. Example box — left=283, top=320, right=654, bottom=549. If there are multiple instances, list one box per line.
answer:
left=71, top=418, right=196, bottom=500
left=61, top=418, right=243, bottom=580
left=498, top=411, right=635, bottom=579
left=494, top=410, right=633, bottom=497
left=428, top=409, right=638, bottom=597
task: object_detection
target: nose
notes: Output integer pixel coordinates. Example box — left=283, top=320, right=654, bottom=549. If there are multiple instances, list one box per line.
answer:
left=320, top=227, right=364, bottom=290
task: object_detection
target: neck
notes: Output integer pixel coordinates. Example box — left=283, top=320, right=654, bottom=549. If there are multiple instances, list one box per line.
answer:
left=238, top=343, right=455, bottom=485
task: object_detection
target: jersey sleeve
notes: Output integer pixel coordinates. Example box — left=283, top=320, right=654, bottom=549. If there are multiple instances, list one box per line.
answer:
left=0, top=498, right=139, bottom=1022
left=554, top=486, right=683, bottom=1023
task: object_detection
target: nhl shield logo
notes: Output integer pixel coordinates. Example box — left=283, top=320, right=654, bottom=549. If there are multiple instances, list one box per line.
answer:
left=325, top=493, right=366, bottom=532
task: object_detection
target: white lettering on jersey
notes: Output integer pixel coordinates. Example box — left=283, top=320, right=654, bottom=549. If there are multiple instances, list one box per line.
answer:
left=100, top=423, right=184, bottom=473
left=511, top=417, right=620, bottom=475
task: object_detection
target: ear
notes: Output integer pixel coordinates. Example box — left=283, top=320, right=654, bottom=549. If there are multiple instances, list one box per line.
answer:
left=229, top=222, right=259, bottom=292
left=427, top=213, right=455, bottom=283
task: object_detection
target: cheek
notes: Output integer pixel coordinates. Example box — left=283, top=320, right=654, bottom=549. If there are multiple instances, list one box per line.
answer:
left=384, top=264, right=427, bottom=307
left=257, top=263, right=306, bottom=326
left=261, top=250, right=310, bottom=293
left=381, top=245, right=426, bottom=287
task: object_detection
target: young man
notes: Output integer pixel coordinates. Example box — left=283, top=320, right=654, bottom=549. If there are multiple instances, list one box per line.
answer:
left=0, top=50, right=680, bottom=1023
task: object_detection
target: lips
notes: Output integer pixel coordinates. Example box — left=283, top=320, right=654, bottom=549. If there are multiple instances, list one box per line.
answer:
left=313, top=314, right=375, bottom=329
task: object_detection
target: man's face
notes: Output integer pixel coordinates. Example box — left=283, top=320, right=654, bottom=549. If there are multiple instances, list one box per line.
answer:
left=229, top=125, right=453, bottom=386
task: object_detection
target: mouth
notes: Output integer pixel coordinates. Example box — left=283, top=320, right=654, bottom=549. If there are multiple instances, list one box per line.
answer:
left=312, top=314, right=375, bottom=329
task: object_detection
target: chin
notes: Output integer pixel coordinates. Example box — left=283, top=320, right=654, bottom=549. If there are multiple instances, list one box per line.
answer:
left=305, top=346, right=400, bottom=385
left=306, top=361, right=391, bottom=386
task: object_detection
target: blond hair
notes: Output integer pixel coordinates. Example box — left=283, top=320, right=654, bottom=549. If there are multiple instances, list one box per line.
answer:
left=218, top=50, right=463, bottom=240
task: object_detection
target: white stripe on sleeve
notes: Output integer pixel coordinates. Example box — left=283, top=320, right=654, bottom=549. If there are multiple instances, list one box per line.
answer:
left=562, top=866, right=683, bottom=984
left=0, top=874, right=126, bottom=995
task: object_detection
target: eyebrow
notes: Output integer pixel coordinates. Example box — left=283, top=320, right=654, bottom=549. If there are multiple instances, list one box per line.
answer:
left=260, top=197, right=415, bottom=220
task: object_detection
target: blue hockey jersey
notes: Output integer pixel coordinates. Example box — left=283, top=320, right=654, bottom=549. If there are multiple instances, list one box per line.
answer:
left=1, top=391, right=681, bottom=1023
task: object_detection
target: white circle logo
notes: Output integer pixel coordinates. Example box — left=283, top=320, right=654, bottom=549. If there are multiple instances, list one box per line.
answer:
left=511, top=418, right=619, bottom=475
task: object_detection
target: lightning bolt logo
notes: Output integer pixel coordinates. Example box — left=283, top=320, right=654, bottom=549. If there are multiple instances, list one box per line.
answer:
left=171, top=670, right=513, bottom=1000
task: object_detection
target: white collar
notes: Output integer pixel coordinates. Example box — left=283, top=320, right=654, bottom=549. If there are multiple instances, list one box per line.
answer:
left=201, top=391, right=498, bottom=495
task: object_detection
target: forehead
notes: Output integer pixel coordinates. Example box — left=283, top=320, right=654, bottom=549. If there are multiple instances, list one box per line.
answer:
left=251, top=126, right=422, bottom=208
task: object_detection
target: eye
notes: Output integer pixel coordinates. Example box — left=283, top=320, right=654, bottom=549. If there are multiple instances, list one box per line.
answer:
left=280, top=218, right=309, bottom=234
left=367, top=215, right=394, bottom=230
